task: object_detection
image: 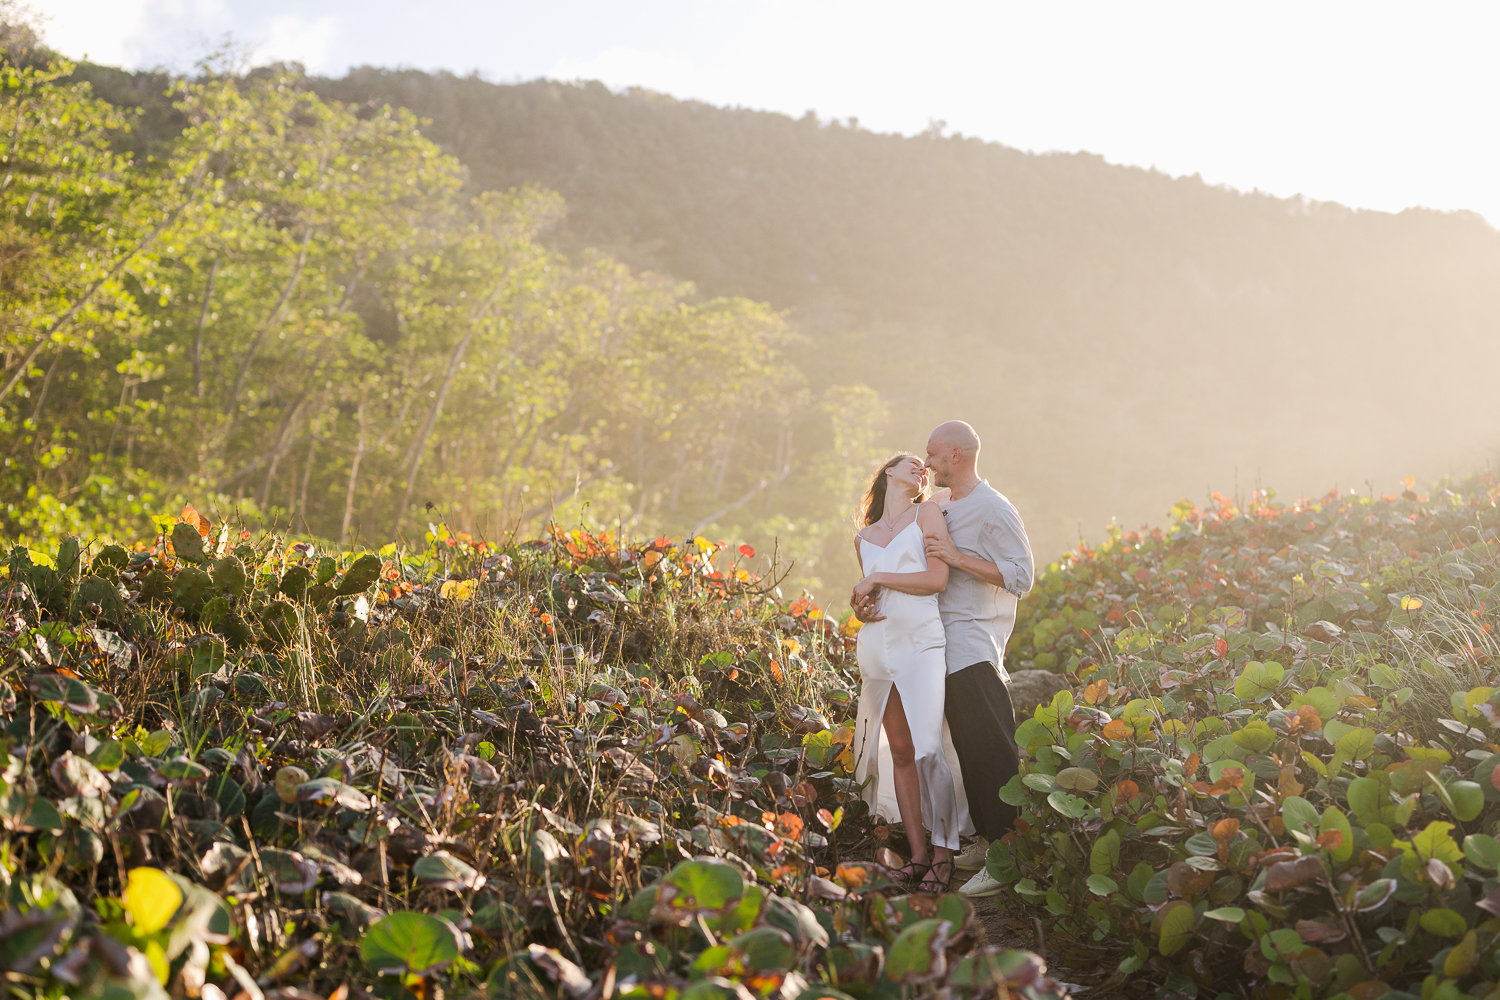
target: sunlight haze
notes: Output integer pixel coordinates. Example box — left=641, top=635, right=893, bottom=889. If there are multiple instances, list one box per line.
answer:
left=31, top=0, right=1500, bottom=226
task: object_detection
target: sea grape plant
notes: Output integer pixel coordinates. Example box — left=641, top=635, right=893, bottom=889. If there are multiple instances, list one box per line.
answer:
left=994, top=475, right=1500, bottom=1000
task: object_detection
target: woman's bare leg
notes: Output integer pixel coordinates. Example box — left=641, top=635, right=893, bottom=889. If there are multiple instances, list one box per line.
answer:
left=883, top=687, right=929, bottom=869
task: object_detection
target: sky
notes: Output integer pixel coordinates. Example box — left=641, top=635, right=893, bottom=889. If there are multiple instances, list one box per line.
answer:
left=27, top=1, right=1500, bottom=226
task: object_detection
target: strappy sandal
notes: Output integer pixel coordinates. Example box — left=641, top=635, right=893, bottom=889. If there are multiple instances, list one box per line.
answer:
left=918, top=858, right=954, bottom=894
left=893, top=858, right=927, bottom=889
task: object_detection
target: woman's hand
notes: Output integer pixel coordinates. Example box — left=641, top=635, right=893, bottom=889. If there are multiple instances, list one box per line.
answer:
left=853, top=591, right=885, bottom=623
left=851, top=575, right=886, bottom=622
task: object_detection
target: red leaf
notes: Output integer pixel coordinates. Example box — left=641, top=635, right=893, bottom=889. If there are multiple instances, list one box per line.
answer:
left=1265, top=855, right=1324, bottom=892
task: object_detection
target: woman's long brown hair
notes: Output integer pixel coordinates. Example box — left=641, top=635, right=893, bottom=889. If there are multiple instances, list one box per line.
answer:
left=860, top=452, right=922, bottom=526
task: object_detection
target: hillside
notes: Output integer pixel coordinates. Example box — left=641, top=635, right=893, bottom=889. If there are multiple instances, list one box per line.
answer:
left=67, top=63, right=1500, bottom=571
left=303, top=70, right=1500, bottom=556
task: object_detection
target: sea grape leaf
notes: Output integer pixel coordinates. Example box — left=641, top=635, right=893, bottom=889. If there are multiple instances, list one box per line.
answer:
left=1054, top=767, right=1099, bottom=792
left=1281, top=796, right=1320, bottom=837
left=1090, top=828, right=1121, bottom=875
left=1233, top=661, right=1283, bottom=700
left=657, top=860, right=743, bottom=917
left=1203, top=907, right=1246, bottom=923
left=1319, top=807, right=1354, bottom=862
left=1334, top=727, right=1376, bottom=761
left=1418, top=908, right=1467, bottom=938
left=1156, top=901, right=1195, bottom=956
left=361, top=911, right=460, bottom=975
left=884, top=918, right=949, bottom=983
left=1231, top=720, right=1276, bottom=752
left=1447, top=780, right=1484, bottom=822
left=124, top=867, right=182, bottom=935
left=999, top=775, right=1030, bottom=806
left=1127, top=863, right=1155, bottom=902
left=725, top=927, right=794, bottom=972
left=1046, top=790, right=1090, bottom=818
left=1463, top=834, right=1500, bottom=871
left=1086, top=874, right=1118, bottom=896
left=413, top=853, right=485, bottom=891
left=1346, top=777, right=1383, bottom=820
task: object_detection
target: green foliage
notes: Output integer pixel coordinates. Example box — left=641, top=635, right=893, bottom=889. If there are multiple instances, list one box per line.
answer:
left=0, top=509, right=1065, bottom=998
left=998, top=475, right=1500, bottom=997
left=0, top=51, right=887, bottom=598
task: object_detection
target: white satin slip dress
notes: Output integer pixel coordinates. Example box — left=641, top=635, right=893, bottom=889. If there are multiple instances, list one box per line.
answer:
left=852, top=516, right=973, bottom=850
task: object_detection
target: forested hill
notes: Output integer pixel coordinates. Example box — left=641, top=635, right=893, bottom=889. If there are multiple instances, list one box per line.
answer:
left=77, top=64, right=1500, bottom=564
left=311, top=71, right=1500, bottom=551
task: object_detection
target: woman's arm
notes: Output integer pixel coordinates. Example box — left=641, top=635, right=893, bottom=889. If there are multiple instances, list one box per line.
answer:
left=853, top=504, right=951, bottom=600
left=850, top=533, right=888, bottom=621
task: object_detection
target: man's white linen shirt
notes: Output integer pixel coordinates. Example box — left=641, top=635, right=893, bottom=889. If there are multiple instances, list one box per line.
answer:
left=935, top=480, right=1035, bottom=680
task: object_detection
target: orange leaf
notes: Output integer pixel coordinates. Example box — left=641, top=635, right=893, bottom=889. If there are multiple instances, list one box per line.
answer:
left=1102, top=719, right=1130, bottom=740
left=180, top=504, right=210, bottom=537
left=1296, top=705, right=1322, bottom=730
left=1212, top=818, right=1241, bottom=843
left=835, top=864, right=868, bottom=889
left=738, top=544, right=756, bottom=558
left=1207, top=767, right=1245, bottom=796
left=1083, top=679, right=1108, bottom=705
left=1183, top=753, right=1201, bottom=778
left=1316, top=830, right=1345, bottom=851
left=1114, top=779, right=1141, bottom=801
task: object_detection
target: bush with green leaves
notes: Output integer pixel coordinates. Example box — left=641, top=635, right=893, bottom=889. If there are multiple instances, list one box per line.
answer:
left=0, top=505, right=1059, bottom=999
left=991, top=475, right=1500, bottom=1000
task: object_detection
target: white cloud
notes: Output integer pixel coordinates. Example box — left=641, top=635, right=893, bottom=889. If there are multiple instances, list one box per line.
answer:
left=254, top=13, right=338, bottom=73
left=30, top=0, right=152, bottom=66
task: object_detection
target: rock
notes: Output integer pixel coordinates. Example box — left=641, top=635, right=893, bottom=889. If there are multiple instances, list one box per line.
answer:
left=1007, top=670, right=1069, bottom=716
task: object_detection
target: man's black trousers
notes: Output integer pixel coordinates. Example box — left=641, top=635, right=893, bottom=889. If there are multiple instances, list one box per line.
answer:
left=945, top=661, right=1021, bottom=840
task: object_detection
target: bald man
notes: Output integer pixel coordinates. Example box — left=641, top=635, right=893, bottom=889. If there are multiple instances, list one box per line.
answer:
left=921, top=421, right=1033, bottom=881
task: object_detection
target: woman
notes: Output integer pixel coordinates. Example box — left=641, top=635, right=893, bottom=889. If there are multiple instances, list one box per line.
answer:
left=850, top=453, right=970, bottom=892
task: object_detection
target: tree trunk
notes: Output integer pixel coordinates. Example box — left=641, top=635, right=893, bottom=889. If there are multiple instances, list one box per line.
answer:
left=295, top=435, right=316, bottom=526
left=257, top=395, right=307, bottom=510
left=227, top=226, right=313, bottom=419
left=393, top=286, right=505, bottom=534
left=193, top=259, right=218, bottom=400
left=342, top=402, right=366, bottom=544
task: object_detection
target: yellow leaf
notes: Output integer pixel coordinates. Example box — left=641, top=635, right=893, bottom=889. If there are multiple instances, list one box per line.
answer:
left=123, top=867, right=181, bottom=935
left=1402, top=596, right=1423, bottom=611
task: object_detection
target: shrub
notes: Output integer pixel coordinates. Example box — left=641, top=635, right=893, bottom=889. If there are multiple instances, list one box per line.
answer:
left=995, top=475, right=1500, bottom=1000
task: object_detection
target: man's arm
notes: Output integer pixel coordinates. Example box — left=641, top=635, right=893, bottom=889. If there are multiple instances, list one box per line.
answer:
left=924, top=531, right=1006, bottom=588
left=924, top=497, right=1034, bottom=598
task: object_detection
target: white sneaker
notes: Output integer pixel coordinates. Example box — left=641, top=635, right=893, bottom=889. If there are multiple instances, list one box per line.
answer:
left=958, top=869, right=1004, bottom=898
left=953, top=837, right=990, bottom=871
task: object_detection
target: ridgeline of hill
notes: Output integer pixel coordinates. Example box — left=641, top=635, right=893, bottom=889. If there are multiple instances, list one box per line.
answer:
left=74, top=63, right=1500, bottom=568
left=313, top=71, right=1500, bottom=551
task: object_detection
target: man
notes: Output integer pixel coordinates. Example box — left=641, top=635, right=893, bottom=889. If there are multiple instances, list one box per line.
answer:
left=921, top=420, right=1033, bottom=895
